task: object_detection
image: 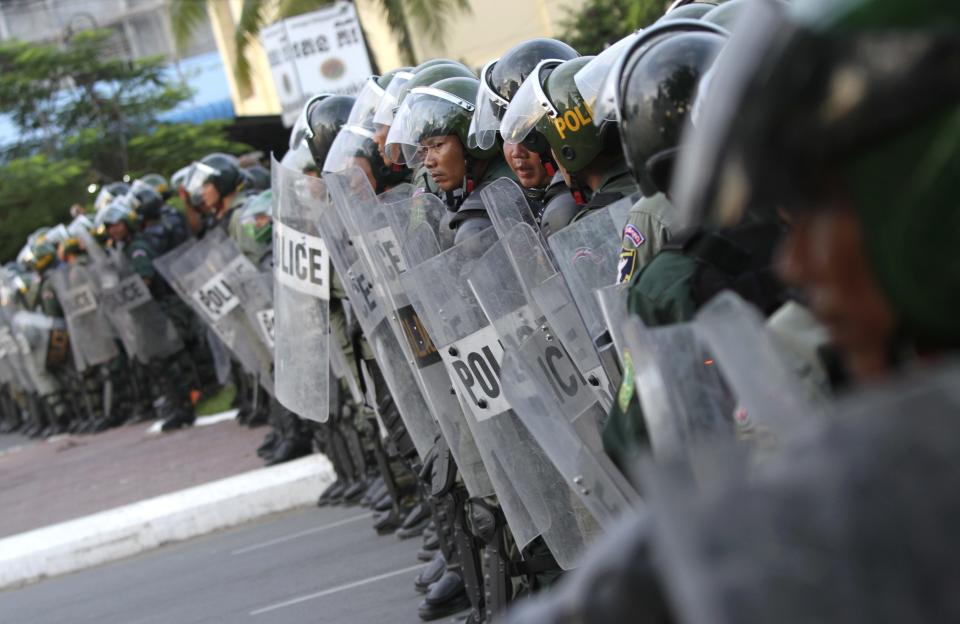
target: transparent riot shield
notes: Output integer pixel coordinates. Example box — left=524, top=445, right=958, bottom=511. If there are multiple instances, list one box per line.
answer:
left=316, top=171, right=438, bottom=460
left=48, top=263, right=119, bottom=371
left=0, top=314, right=31, bottom=395
left=155, top=230, right=275, bottom=396
left=479, top=177, right=539, bottom=238
left=406, top=226, right=556, bottom=561
left=324, top=168, right=485, bottom=487
left=693, top=292, right=829, bottom=443
left=271, top=158, right=329, bottom=423
left=469, top=225, right=640, bottom=523
left=622, top=316, right=737, bottom=474
left=463, top=236, right=612, bottom=564
left=547, top=198, right=634, bottom=388
left=497, top=221, right=616, bottom=407
left=648, top=362, right=960, bottom=624
left=12, top=311, right=60, bottom=396
left=92, top=251, right=183, bottom=364
left=595, top=283, right=630, bottom=369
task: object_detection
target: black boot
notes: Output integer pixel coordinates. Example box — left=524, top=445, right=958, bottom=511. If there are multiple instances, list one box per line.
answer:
left=417, top=570, right=471, bottom=621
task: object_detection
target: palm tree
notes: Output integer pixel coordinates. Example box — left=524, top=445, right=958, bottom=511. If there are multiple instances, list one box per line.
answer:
left=168, top=0, right=470, bottom=92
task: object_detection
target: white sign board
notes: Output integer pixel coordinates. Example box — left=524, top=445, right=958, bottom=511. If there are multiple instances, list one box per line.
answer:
left=261, top=1, right=375, bottom=127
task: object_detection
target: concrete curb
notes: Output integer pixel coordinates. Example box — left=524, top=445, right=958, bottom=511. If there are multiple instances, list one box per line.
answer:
left=0, top=453, right=334, bottom=590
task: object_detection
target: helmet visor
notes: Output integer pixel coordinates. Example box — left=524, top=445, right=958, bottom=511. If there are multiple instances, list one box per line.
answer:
left=41, top=224, right=69, bottom=246
left=373, top=71, right=414, bottom=127
left=467, top=59, right=507, bottom=151
left=67, top=215, right=94, bottom=239
left=348, top=77, right=386, bottom=128
left=93, top=188, right=115, bottom=213
left=279, top=141, right=317, bottom=174
left=171, top=165, right=191, bottom=189
left=578, top=31, right=643, bottom=125
left=100, top=197, right=135, bottom=226
left=183, top=161, right=219, bottom=200
left=323, top=125, right=377, bottom=174
left=499, top=60, right=560, bottom=145
left=128, top=179, right=154, bottom=199
left=386, top=87, right=475, bottom=166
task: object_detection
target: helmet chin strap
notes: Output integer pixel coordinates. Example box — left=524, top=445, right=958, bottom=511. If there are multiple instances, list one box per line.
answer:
left=567, top=174, right=590, bottom=206
left=441, top=156, right=477, bottom=210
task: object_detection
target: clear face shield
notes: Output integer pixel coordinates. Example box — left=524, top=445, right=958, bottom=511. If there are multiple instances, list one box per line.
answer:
left=41, top=224, right=70, bottom=247
left=182, top=161, right=219, bottom=204
left=323, top=124, right=377, bottom=174
left=68, top=215, right=94, bottom=239
left=279, top=141, right=318, bottom=174
left=290, top=93, right=331, bottom=151
left=93, top=188, right=117, bottom=213
left=385, top=87, right=475, bottom=167
left=574, top=31, right=643, bottom=125
left=499, top=59, right=561, bottom=145
left=347, top=76, right=386, bottom=128
left=467, top=59, right=509, bottom=151
left=373, top=71, right=414, bottom=128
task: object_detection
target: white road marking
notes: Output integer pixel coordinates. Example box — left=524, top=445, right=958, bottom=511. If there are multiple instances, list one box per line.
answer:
left=250, top=563, right=426, bottom=616
left=231, top=513, right=373, bottom=556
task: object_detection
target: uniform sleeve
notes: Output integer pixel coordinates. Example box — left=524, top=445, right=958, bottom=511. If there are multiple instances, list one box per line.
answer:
left=617, top=195, right=675, bottom=285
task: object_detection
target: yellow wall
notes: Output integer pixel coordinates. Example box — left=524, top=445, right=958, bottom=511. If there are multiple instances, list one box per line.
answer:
left=207, top=0, right=587, bottom=117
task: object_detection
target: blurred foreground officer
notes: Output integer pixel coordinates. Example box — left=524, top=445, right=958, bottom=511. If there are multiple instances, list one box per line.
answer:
left=503, top=0, right=960, bottom=622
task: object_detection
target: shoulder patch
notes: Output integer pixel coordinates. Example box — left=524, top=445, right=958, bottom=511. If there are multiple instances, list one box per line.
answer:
left=130, top=249, right=148, bottom=259
left=622, top=223, right=646, bottom=249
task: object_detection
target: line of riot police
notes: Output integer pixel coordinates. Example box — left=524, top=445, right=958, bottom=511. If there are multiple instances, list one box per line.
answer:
left=2, top=0, right=956, bottom=620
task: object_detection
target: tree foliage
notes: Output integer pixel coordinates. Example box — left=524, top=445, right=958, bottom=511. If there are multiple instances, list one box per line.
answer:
left=560, top=0, right=668, bottom=55
left=0, top=30, right=250, bottom=262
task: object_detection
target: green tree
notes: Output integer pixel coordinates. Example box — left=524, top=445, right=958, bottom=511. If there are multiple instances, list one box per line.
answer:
left=169, top=0, right=471, bottom=92
left=0, top=155, right=90, bottom=262
left=559, top=0, right=667, bottom=55
left=0, top=30, right=251, bottom=262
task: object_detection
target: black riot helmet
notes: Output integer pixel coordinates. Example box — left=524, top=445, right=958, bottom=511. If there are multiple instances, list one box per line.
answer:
left=198, top=153, right=244, bottom=197
left=128, top=179, right=165, bottom=220
left=302, top=94, right=356, bottom=169
left=615, top=20, right=728, bottom=195
left=469, top=38, right=580, bottom=163
left=243, top=165, right=271, bottom=191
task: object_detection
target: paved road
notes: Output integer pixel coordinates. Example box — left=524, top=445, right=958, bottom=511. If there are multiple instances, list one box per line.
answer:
left=0, top=504, right=457, bottom=624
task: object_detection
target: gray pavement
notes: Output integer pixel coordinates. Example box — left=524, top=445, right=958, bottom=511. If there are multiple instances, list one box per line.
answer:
left=0, top=432, right=31, bottom=452
left=0, top=504, right=455, bottom=624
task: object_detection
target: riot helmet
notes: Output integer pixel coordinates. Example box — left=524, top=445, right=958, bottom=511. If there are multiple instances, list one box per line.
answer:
left=615, top=21, right=728, bottom=195
left=139, top=173, right=171, bottom=198
left=93, top=182, right=130, bottom=213
left=300, top=94, right=355, bottom=169
left=280, top=141, right=318, bottom=174
left=182, top=153, right=243, bottom=210
left=128, top=179, right=165, bottom=220
left=468, top=38, right=579, bottom=151
left=672, top=0, right=960, bottom=349
left=387, top=76, right=498, bottom=168
left=243, top=165, right=271, bottom=191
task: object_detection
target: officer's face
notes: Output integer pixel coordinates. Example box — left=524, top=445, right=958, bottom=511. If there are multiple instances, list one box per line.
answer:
left=107, top=222, right=129, bottom=243
left=503, top=142, right=550, bottom=189
left=374, top=124, right=394, bottom=166
left=422, top=135, right=466, bottom=192
left=777, top=203, right=897, bottom=381
left=201, top=182, right=221, bottom=212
